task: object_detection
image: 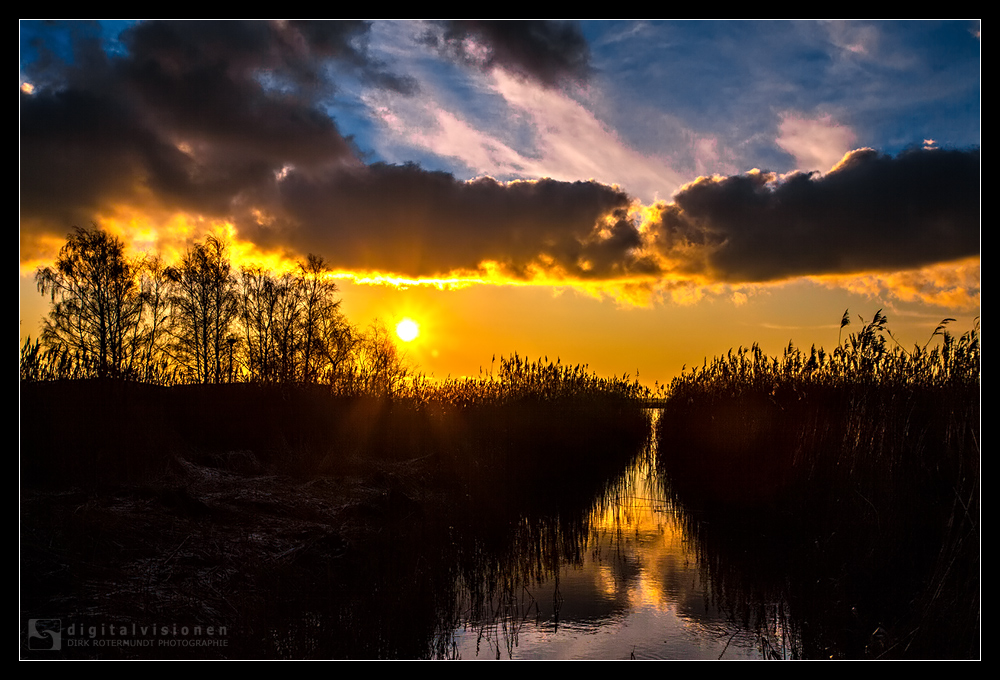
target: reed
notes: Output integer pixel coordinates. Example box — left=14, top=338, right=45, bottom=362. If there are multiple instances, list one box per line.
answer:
left=656, top=311, right=980, bottom=658
left=418, top=353, right=650, bottom=407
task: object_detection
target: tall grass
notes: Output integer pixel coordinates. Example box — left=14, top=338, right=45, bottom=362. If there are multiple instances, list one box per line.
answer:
left=416, top=353, right=649, bottom=407
left=20, top=337, right=182, bottom=385
left=656, top=311, right=980, bottom=658
left=668, top=310, right=978, bottom=397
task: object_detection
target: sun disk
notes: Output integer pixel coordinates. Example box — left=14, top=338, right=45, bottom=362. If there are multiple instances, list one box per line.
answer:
left=396, top=318, right=420, bottom=342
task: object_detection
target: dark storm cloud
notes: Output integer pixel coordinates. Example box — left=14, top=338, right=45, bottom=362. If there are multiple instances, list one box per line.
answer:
left=21, top=20, right=617, bottom=277
left=648, top=147, right=980, bottom=282
left=249, top=163, right=636, bottom=279
left=20, top=20, right=401, bottom=243
left=425, top=20, right=592, bottom=87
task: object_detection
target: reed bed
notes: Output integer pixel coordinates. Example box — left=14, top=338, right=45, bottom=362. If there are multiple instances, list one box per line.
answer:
left=21, top=354, right=653, bottom=659
left=419, top=353, right=650, bottom=407
left=20, top=337, right=184, bottom=386
left=22, top=349, right=652, bottom=491
left=656, top=311, right=980, bottom=658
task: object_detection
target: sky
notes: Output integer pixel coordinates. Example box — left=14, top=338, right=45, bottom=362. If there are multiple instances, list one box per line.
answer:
left=18, top=20, right=981, bottom=387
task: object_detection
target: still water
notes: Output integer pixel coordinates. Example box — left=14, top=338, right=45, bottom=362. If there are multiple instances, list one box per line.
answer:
left=441, top=456, right=794, bottom=660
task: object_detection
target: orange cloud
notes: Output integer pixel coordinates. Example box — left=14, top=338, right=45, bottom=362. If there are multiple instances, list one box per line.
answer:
left=810, top=256, right=980, bottom=310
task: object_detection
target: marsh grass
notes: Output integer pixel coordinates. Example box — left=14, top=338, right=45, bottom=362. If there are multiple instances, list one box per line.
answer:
left=20, top=337, right=182, bottom=385
left=656, top=311, right=980, bottom=658
left=22, top=349, right=651, bottom=488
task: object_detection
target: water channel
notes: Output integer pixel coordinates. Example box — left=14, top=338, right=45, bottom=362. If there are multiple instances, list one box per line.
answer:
left=254, top=403, right=969, bottom=660
left=440, top=457, right=792, bottom=660
left=430, top=411, right=796, bottom=660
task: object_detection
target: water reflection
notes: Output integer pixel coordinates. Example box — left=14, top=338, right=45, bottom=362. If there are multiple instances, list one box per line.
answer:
left=249, top=408, right=800, bottom=659
left=444, top=448, right=787, bottom=659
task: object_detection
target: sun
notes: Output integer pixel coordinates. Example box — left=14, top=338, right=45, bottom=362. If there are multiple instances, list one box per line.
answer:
left=396, top=318, right=420, bottom=342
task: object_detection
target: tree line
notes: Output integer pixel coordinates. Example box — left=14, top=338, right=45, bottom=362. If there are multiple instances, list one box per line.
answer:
left=23, top=226, right=411, bottom=396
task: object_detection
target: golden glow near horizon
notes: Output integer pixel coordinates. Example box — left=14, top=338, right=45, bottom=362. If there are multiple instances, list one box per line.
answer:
left=21, top=207, right=981, bottom=317
left=396, top=318, right=420, bottom=342
left=20, top=207, right=980, bottom=390
left=20, top=204, right=980, bottom=316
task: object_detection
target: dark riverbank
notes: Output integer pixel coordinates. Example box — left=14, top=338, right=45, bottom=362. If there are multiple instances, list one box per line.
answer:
left=20, top=380, right=651, bottom=659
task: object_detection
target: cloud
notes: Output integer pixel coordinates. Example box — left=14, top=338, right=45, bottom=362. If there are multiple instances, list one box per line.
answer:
left=370, top=101, right=532, bottom=178
left=810, top=257, right=980, bottom=311
left=489, top=71, right=687, bottom=199
left=776, top=112, right=857, bottom=172
left=20, top=22, right=980, bottom=310
left=252, top=146, right=978, bottom=301
left=19, top=20, right=650, bottom=288
left=825, top=21, right=880, bottom=58
left=423, top=20, right=592, bottom=87
left=367, top=68, right=686, bottom=203
left=646, top=147, right=980, bottom=283
left=20, top=21, right=373, bottom=252
left=259, top=164, right=637, bottom=280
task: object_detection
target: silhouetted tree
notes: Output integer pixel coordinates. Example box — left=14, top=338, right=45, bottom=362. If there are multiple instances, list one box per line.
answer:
left=354, top=320, right=411, bottom=398
left=237, top=266, right=277, bottom=382
left=236, top=255, right=352, bottom=386
left=167, top=235, right=238, bottom=384
left=35, top=226, right=144, bottom=378
left=137, top=254, right=174, bottom=382
left=236, top=266, right=297, bottom=383
left=271, top=271, right=301, bottom=384
left=32, top=230, right=363, bottom=390
left=298, top=255, right=350, bottom=385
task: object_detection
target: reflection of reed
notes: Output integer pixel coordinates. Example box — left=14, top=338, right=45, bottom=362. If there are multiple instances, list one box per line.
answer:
left=449, top=517, right=574, bottom=659
left=438, top=417, right=653, bottom=659
left=442, top=485, right=623, bottom=658
left=661, top=492, right=802, bottom=659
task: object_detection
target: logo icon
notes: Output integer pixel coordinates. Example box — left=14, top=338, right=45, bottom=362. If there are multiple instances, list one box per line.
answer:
left=28, top=619, right=61, bottom=650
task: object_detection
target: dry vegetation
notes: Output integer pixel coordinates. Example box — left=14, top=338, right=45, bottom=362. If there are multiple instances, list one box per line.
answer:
left=656, top=311, right=980, bottom=658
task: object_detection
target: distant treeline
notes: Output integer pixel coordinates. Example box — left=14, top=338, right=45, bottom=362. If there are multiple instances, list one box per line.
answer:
left=22, top=226, right=411, bottom=394
left=20, top=226, right=649, bottom=404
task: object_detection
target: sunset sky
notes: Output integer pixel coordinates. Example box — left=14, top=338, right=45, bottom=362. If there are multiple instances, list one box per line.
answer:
left=19, top=20, right=980, bottom=386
